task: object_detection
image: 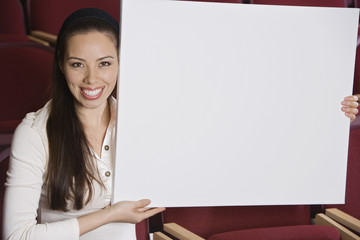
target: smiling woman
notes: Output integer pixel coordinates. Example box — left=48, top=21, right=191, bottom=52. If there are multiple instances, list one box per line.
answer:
left=3, top=5, right=359, bottom=240
left=3, top=8, right=165, bottom=240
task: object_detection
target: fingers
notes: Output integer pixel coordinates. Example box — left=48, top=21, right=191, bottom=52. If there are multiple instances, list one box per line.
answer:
left=341, top=96, right=359, bottom=123
left=342, top=106, right=359, bottom=115
left=138, top=207, right=166, bottom=220
left=133, top=199, right=166, bottom=221
left=344, top=95, right=359, bottom=102
left=134, top=199, right=151, bottom=208
left=345, top=112, right=357, bottom=123
left=108, top=199, right=165, bottom=224
left=342, top=107, right=358, bottom=123
left=341, top=100, right=359, bottom=108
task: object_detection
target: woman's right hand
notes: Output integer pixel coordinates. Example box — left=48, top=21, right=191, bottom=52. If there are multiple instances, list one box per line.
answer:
left=78, top=199, right=165, bottom=236
left=105, top=199, right=166, bottom=224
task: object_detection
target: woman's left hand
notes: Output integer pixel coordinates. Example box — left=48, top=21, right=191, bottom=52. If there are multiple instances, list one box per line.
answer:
left=341, top=95, right=359, bottom=123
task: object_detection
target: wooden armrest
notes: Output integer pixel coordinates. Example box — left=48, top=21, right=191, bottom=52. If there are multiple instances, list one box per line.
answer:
left=30, top=30, right=57, bottom=45
left=315, top=213, right=360, bottom=240
left=154, top=232, right=173, bottom=240
left=27, top=35, right=50, bottom=46
left=162, top=223, right=205, bottom=240
left=326, top=208, right=360, bottom=234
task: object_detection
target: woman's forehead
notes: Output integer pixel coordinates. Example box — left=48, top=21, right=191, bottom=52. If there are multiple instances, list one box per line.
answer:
left=65, top=31, right=118, bottom=58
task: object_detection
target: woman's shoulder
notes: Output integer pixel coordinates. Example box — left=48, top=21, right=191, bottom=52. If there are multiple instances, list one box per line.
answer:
left=13, top=101, right=51, bottom=145
left=19, top=101, right=51, bottom=132
left=11, top=101, right=51, bottom=169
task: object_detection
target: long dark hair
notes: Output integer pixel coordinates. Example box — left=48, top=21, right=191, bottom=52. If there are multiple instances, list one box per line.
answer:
left=46, top=10, right=119, bottom=211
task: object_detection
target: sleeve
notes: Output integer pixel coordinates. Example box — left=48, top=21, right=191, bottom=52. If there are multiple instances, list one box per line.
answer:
left=2, top=120, right=80, bottom=240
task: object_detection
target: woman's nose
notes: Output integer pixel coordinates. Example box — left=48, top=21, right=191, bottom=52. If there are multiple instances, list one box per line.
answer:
left=84, top=67, right=98, bottom=84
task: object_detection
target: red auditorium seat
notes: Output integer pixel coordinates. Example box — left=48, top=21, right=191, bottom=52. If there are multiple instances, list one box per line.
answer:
left=143, top=205, right=340, bottom=239
left=0, top=0, right=50, bottom=45
left=0, top=43, right=53, bottom=128
left=0, top=43, right=53, bottom=161
left=315, top=128, right=360, bottom=239
left=326, top=129, right=360, bottom=219
left=250, top=0, right=346, bottom=7
left=349, top=30, right=360, bottom=130
left=0, top=0, right=30, bottom=43
left=352, top=40, right=360, bottom=96
left=0, top=0, right=26, bottom=35
left=27, top=0, right=120, bottom=36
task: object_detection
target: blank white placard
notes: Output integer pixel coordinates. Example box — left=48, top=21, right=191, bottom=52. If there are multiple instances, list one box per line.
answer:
left=113, top=0, right=359, bottom=207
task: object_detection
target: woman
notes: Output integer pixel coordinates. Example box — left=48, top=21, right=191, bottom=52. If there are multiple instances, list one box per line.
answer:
left=3, top=8, right=164, bottom=240
left=3, top=7, right=359, bottom=240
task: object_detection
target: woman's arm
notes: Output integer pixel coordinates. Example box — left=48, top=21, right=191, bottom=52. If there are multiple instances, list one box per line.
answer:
left=78, top=199, right=165, bottom=236
left=4, top=117, right=165, bottom=240
left=3, top=119, right=79, bottom=240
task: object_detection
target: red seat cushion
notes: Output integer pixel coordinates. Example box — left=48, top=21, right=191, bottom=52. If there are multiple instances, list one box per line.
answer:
left=207, top=225, right=341, bottom=240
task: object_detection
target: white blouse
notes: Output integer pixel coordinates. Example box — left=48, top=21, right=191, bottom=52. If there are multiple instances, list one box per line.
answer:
left=3, top=98, right=136, bottom=240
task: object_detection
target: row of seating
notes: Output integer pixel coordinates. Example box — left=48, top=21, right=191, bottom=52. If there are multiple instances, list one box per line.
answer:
left=0, top=0, right=120, bottom=45
left=0, top=0, right=358, bottom=45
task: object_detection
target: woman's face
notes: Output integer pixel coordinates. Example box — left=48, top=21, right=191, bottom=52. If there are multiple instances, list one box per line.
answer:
left=62, top=31, right=118, bottom=111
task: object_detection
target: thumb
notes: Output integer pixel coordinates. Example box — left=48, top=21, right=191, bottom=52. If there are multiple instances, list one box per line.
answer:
left=135, top=199, right=151, bottom=208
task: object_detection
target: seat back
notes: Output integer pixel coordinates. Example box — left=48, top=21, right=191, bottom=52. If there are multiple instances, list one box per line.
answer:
left=325, top=128, right=360, bottom=219
left=0, top=0, right=27, bottom=35
left=345, top=0, right=355, bottom=6
left=0, top=43, right=53, bottom=128
left=353, top=38, right=360, bottom=95
left=27, top=0, right=120, bottom=35
left=250, top=0, right=346, bottom=7
left=0, top=43, right=53, bottom=162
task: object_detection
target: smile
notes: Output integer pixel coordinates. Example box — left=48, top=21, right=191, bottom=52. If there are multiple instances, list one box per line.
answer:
left=80, top=87, right=104, bottom=100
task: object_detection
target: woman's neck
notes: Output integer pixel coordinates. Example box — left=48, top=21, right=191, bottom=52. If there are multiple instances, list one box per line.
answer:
left=75, top=101, right=111, bottom=130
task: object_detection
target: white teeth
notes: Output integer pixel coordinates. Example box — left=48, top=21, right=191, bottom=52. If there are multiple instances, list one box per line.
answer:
left=82, top=88, right=102, bottom=96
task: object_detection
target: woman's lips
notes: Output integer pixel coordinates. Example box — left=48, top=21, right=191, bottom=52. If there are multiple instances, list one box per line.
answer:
left=80, top=87, right=105, bottom=100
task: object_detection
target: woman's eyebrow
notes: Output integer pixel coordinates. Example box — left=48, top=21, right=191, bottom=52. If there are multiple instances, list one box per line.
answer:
left=97, top=56, right=115, bottom=61
left=65, top=56, right=115, bottom=61
left=66, top=57, right=85, bottom=61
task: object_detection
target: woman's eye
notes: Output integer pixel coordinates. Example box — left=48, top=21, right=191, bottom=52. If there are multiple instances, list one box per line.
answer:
left=99, top=62, right=111, bottom=67
left=71, top=62, right=83, bottom=68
